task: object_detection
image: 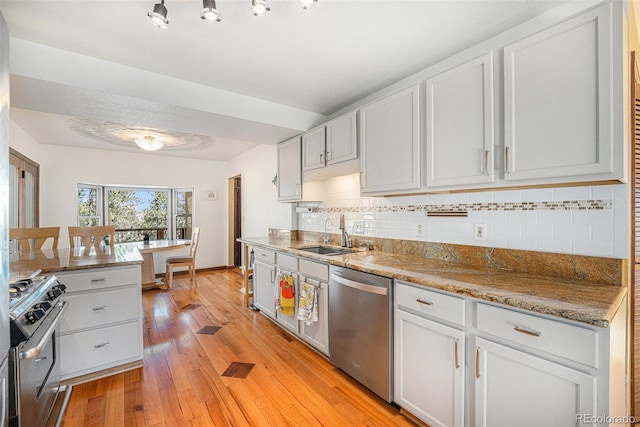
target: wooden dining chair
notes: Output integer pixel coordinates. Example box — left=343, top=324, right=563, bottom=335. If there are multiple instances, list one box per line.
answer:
left=165, top=227, right=200, bottom=290
left=9, top=227, right=60, bottom=252
left=68, top=225, right=116, bottom=249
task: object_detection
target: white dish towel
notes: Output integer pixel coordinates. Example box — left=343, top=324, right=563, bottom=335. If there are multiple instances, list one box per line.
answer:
left=297, top=281, right=318, bottom=325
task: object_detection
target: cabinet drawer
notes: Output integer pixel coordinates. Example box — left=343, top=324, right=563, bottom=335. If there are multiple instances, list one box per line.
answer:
left=299, top=259, right=328, bottom=281
left=277, top=253, right=298, bottom=272
left=60, top=321, right=142, bottom=378
left=395, top=282, right=465, bottom=327
left=60, top=286, right=140, bottom=333
left=476, top=303, right=598, bottom=368
left=254, top=247, right=275, bottom=264
left=56, top=266, right=139, bottom=292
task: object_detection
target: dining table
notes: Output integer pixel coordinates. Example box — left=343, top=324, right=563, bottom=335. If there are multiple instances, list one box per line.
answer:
left=126, top=240, right=188, bottom=289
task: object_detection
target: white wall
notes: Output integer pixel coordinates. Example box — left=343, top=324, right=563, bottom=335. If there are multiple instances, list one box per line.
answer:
left=298, top=175, right=629, bottom=259
left=36, top=144, right=229, bottom=271
left=227, top=144, right=294, bottom=237
left=9, top=120, right=39, bottom=162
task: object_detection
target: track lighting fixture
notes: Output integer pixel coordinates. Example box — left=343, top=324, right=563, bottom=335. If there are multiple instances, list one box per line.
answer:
left=147, top=0, right=169, bottom=29
left=147, top=0, right=318, bottom=28
left=201, top=0, right=221, bottom=22
left=299, top=0, right=318, bottom=10
left=251, top=0, right=270, bottom=17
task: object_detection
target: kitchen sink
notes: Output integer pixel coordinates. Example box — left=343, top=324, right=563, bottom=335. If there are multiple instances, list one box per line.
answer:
left=296, top=246, right=356, bottom=256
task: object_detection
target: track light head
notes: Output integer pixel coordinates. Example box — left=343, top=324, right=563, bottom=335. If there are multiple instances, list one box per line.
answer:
left=147, top=1, right=169, bottom=29
left=201, top=0, right=221, bottom=22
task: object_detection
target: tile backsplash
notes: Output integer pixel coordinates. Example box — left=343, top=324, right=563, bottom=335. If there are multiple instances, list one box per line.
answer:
left=297, top=174, right=628, bottom=259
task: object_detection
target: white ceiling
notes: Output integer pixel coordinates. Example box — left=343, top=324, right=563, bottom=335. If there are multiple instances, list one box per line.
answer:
left=0, top=0, right=569, bottom=160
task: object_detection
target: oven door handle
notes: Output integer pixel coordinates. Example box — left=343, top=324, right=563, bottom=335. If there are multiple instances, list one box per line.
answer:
left=19, top=301, right=68, bottom=360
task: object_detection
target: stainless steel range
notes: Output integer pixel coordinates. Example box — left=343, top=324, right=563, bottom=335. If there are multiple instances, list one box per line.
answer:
left=8, top=275, right=70, bottom=427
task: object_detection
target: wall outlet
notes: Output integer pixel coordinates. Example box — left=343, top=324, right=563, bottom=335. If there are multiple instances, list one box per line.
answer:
left=415, top=222, right=425, bottom=237
left=353, top=221, right=364, bottom=234
left=474, top=223, right=487, bottom=241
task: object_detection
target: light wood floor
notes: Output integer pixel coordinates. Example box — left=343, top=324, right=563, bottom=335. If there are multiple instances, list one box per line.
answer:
left=61, top=270, right=417, bottom=426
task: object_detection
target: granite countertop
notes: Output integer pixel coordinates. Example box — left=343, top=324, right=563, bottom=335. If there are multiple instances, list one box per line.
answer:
left=240, top=236, right=627, bottom=328
left=9, top=243, right=143, bottom=280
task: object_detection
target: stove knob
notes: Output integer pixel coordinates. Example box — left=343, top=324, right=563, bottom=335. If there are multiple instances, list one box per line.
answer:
left=25, top=309, right=45, bottom=324
left=34, top=302, right=52, bottom=311
left=54, top=283, right=67, bottom=292
left=46, top=289, right=62, bottom=301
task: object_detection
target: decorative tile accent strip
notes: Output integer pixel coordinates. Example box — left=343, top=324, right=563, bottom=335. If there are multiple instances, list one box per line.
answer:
left=312, top=199, right=612, bottom=214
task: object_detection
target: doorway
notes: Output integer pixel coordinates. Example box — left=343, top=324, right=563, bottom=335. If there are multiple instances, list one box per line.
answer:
left=228, top=175, right=242, bottom=269
left=632, top=50, right=640, bottom=418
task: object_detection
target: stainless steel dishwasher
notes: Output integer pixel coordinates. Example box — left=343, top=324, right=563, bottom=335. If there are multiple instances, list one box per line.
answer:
left=329, top=265, right=393, bottom=402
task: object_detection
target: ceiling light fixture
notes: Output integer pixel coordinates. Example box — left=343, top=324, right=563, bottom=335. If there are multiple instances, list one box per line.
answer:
left=135, top=135, right=164, bottom=151
left=251, top=0, right=270, bottom=17
left=299, top=0, right=318, bottom=10
left=201, top=0, right=222, bottom=22
left=147, top=0, right=169, bottom=29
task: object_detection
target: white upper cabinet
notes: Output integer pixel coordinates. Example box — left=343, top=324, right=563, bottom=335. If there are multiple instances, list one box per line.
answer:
left=503, top=4, right=614, bottom=182
left=326, top=111, right=358, bottom=165
left=277, top=136, right=302, bottom=202
left=426, top=53, right=495, bottom=188
left=360, top=85, right=421, bottom=195
left=302, top=126, right=326, bottom=172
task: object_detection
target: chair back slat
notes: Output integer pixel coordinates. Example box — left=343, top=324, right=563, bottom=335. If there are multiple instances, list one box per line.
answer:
left=9, top=227, right=60, bottom=252
left=188, top=227, right=200, bottom=258
left=68, top=226, right=116, bottom=249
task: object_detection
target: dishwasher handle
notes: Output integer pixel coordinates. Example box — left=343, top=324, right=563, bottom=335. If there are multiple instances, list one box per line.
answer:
left=330, top=273, right=388, bottom=296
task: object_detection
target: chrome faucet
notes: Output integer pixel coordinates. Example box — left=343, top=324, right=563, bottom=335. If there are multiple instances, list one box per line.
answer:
left=339, top=214, right=352, bottom=248
left=324, top=219, right=332, bottom=244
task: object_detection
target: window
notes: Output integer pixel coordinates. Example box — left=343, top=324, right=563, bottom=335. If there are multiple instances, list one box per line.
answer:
left=77, top=185, right=102, bottom=226
left=77, top=184, right=194, bottom=243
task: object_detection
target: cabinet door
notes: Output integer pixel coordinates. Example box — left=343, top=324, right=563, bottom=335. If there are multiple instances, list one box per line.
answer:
left=326, top=111, right=357, bottom=165
left=302, top=127, right=326, bottom=171
left=426, top=53, right=494, bottom=188
left=253, top=261, right=276, bottom=319
left=298, top=279, right=329, bottom=356
left=277, top=137, right=302, bottom=201
left=474, top=337, right=595, bottom=427
left=394, top=310, right=465, bottom=427
left=503, top=4, right=613, bottom=181
left=360, top=85, right=421, bottom=194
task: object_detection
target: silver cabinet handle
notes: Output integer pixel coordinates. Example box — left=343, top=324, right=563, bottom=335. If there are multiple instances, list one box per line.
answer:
left=454, top=339, right=460, bottom=369
left=270, top=269, right=275, bottom=284
left=484, top=150, right=490, bottom=175
left=90, top=278, right=107, bottom=284
left=320, top=153, right=324, bottom=164
left=295, top=183, right=301, bottom=196
left=416, top=298, right=433, bottom=306
left=514, top=325, right=541, bottom=337
left=326, top=151, right=331, bottom=161
left=505, top=146, right=510, bottom=174
left=92, top=306, right=109, bottom=311
left=94, top=342, right=111, bottom=349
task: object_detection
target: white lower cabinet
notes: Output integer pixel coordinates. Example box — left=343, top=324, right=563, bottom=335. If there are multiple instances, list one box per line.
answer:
left=395, top=309, right=465, bottom=427
left=253, top=260, right=277, bottom=319
left=298, top=259, right=329, bottom=356
left=474, top=337, right=595, bottom=427
left=56, top=265, right=143, bottom=381
left=394, top=284, right=627, bottom=427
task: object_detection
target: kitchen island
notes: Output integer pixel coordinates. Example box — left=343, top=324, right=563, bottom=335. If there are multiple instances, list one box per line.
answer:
left=10, top=245, right=144, bottom=384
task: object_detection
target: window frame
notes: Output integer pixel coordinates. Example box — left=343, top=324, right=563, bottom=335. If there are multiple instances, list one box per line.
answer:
left=76, top=184, right=195, bottom=242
